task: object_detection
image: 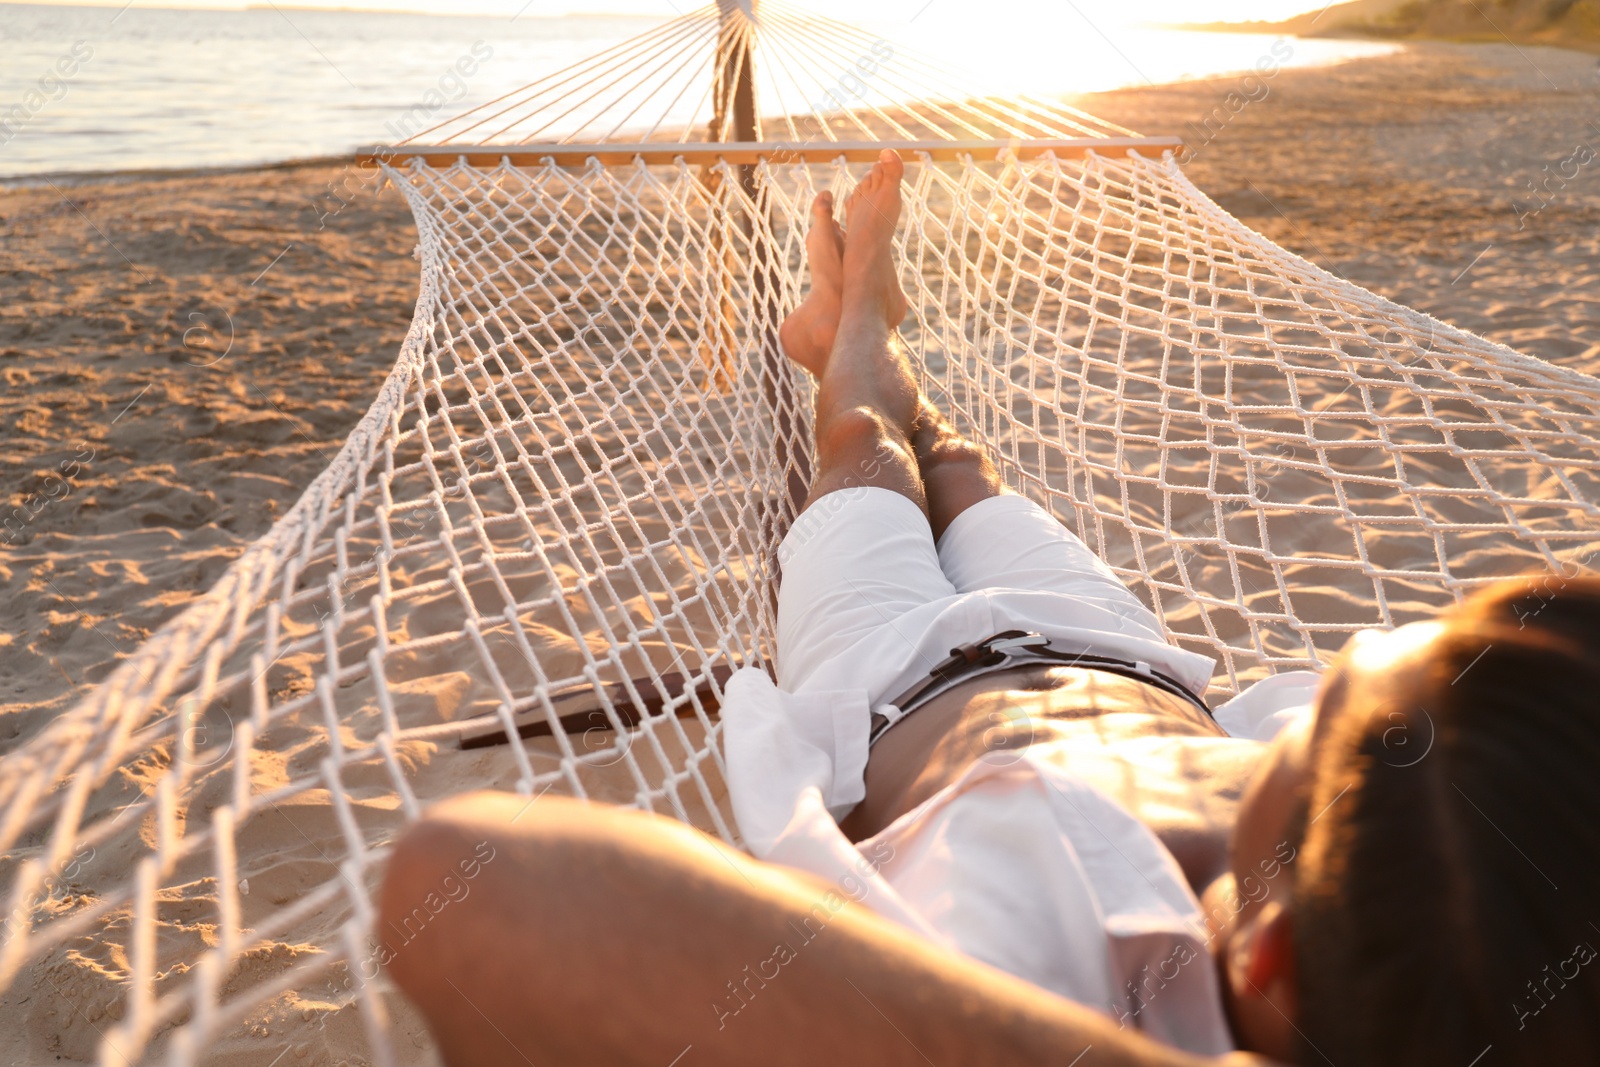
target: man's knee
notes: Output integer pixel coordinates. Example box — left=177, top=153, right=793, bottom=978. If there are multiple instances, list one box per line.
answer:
left=380, top=793, right=671, bottom=943
left=919, top=432, right=991, bottom=478
left=380, top=793, right=586, bottom=984
left=920, top=428, right=1003, bottom=505
left=816, top=406, right=901, bottom=467
left=381, top=793, right=499, bottom=983
left=914, top=423, right=1003, bottom=537
left=812, top=407, right=922, bottom=507
left=385, top=791, right=526, bottom=892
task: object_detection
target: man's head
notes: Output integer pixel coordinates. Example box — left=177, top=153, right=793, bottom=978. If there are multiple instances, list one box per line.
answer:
left=1216, top=574, right=1600, bottom=1063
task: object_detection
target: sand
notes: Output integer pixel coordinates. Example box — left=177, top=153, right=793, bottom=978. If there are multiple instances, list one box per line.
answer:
left=3, top=38, right=1600, bottom=1066
left=0, top=160, right=418, bottom=746
left=1085, top=41, right=1600, bottom=364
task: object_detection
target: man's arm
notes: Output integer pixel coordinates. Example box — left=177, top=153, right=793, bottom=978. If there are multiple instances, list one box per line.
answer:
left=382, top=792, right=1269, bottom=1067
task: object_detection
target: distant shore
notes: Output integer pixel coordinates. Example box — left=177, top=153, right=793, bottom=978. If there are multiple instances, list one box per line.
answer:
left=1181, top=0, right=1600, bottom=53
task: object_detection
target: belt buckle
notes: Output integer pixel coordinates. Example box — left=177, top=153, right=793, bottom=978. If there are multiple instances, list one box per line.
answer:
left=985, top=633, right=1050, bottom=657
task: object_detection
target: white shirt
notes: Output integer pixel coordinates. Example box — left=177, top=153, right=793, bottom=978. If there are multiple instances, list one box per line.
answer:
left=723, top=667, right=1320, bottom=1056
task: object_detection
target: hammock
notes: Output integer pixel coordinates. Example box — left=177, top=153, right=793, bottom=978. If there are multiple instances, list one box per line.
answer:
left=3, top=2, right=1599, bottom=1063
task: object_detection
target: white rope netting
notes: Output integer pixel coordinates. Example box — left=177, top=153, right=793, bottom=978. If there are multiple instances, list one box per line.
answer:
left=4, top=4, right=1600, bottom=1065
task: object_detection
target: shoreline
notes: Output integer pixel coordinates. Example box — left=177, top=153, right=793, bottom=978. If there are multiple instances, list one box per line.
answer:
left=0, top=152, right=358, bottom=192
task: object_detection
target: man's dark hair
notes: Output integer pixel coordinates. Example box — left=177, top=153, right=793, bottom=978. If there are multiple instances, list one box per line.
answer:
left=1293, top=574, right=1600, bottom=1065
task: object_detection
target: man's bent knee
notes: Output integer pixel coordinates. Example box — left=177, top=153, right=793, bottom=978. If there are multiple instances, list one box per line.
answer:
left=380, top=792, right=512, bottom=989
left=379, top=793, right=606, bottom=983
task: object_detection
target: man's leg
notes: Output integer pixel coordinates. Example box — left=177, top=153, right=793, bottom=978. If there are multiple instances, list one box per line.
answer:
left=380, top=792, right=1213, bottom=1067
left=909, top=397, right=1006, bottom=542
left=783, top=151, right=925, bottom=513
left=772, top=155, right=971, bottom=693
left=781, top=164, right=1003, bottom=540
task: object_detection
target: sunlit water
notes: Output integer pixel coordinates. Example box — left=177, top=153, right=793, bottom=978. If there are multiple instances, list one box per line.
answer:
left=0, top=2, right=1398, bottom=180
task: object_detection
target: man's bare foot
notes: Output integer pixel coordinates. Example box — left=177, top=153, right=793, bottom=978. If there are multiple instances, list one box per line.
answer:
left=840, top=149, right=910, bottom=329
left=777, top=190, right=844, bottom=377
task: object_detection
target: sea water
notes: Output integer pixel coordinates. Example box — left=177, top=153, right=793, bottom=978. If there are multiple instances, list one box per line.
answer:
left=0, top=2, right=1398, bottom=180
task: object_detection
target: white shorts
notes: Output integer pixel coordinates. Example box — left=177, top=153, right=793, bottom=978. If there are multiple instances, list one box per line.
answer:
left=775, top=488, right=1216, bottom=710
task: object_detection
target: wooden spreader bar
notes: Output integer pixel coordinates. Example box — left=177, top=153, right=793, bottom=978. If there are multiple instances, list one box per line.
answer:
left=457, top=665, right=736, bottom=750
left=356, top=136, right=1183, bottom=169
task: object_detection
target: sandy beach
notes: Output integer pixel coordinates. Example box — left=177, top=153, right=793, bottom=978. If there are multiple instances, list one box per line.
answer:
left=1088, top=41, right=1600, bottom=364
left=0, top=160, right=418, bottom=747
left=3, top=36, right=1600, bottom=1065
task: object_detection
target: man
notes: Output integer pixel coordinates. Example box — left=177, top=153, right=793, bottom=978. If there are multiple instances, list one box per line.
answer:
left=379, top=151, right=1600, bottom=1065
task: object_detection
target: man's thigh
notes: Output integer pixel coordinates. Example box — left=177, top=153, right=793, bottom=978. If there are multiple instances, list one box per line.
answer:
left=935, top=494, right=1163, bottom=637
left=777, top=485, right=956, bottom=692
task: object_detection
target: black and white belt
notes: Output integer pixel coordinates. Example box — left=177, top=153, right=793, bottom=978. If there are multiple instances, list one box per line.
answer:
left=866, top=630, right=1212, bottom=747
